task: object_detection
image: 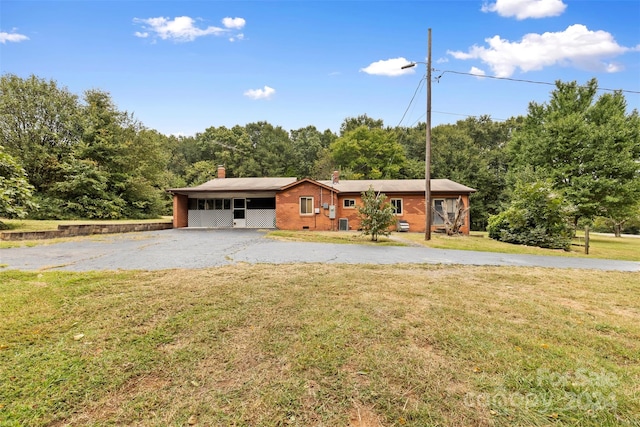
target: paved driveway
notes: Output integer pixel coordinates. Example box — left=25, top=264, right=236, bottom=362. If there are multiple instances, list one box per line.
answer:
left=1, top=229, right=638, bottom=272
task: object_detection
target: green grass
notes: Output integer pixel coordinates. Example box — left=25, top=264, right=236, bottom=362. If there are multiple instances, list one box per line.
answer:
left=268, top=230, right=640, bottom=262
left=268, top=230, right=406, bottom=246
left=1, top=265, right=639, bottom=426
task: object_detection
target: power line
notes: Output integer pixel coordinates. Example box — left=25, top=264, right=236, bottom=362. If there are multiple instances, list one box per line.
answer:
left=397, top=76, right=426, bottom=127
left=434, top=69, right=640, bottom=95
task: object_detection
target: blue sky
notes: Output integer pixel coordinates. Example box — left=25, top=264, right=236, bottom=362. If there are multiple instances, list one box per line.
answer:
left=2, top=0, right=639, bottom=136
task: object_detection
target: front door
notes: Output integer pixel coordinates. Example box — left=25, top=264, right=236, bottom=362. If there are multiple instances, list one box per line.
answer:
left=233, top=198, right=246, bottom=227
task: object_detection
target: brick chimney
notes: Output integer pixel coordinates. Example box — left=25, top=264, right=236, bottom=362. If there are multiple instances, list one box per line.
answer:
left=332, top=170, right=340, bottom=184
left=217, top=165, right=226, bottom=179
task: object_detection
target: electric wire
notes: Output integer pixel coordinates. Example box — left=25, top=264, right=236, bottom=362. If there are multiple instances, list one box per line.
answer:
left=434, top=69, right=640, bottom=95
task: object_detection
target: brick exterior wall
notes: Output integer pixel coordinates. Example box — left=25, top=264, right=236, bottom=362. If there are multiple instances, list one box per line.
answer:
left=275, top=182, right=472, bottom=235
left=276, top=181, right=338, bottom=230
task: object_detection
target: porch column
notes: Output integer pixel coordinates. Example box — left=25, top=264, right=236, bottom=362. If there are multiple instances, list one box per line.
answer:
left=173, top=194, right=189, bottom=228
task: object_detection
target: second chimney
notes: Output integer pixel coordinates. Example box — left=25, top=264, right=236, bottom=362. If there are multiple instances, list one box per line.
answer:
left=332, top=170, right=340, bottom=184
left=217, top=165, right=226, bottom=179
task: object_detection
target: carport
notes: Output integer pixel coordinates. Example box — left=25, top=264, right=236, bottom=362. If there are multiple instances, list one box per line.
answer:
left=167, top=166, right=297, bottom=229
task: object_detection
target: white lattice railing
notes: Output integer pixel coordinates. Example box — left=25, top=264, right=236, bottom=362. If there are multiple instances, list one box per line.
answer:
left=247, top=209, right=276, bottom=228
left=188, top=209, right=275, bottom=228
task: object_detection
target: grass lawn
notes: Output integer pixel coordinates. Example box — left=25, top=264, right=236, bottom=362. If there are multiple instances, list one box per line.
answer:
left=268, top=230, right=640, bottom=262
left=1, top=265, right=638, bottom=426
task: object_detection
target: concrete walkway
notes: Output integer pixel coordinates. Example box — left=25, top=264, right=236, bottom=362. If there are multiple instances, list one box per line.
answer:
left=1, top=229, right=638, bottom=272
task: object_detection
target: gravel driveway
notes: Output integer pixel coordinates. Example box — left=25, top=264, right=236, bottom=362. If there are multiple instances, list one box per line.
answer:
left=1, top=229, right=638, bottom=272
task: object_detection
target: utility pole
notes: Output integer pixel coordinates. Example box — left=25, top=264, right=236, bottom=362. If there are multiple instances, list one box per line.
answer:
left=424, top=28, right=431, bottom=240
left=400, top=28, right=433, bottom=240
left=425, top=28, right=432, bottom=241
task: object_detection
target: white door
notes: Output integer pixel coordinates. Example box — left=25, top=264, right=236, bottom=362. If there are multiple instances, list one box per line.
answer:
left=233, top=198, right=246, bottom=228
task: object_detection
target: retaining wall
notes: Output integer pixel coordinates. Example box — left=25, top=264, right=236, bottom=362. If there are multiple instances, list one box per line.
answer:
left=0, top=222, right=173, bottom=241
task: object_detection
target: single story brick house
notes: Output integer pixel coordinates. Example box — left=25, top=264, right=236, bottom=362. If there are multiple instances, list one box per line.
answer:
left=168, top=166, right=476, bottom=234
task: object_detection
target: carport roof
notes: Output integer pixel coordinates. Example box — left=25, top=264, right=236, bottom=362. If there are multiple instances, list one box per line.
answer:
left=168, top=177, right=298, bottom=193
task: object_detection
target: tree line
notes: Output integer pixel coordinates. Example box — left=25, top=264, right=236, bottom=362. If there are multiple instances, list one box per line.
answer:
left=1, top=74, right=639, bottom=235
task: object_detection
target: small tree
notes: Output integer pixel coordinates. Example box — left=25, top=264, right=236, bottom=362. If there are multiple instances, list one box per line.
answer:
left=487, top=180, right=574, bottom=250
left=357, top=186, right=396, bottom=241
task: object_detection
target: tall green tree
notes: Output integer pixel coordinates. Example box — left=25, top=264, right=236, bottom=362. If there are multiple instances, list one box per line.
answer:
left=243, top=122, right=295, bottom=177
left=330, top=126, right=406, bottom=179
left=290, top=125, right=326, bottom=178
left=0, top=74, right=81, bottom=192
left=508, top=79, right=640, bottom=224
left=399, top=116, right=514, bottom=230
left=0, top=146, right=37, bottom=224
left=340, top=114, right=384, bottom=136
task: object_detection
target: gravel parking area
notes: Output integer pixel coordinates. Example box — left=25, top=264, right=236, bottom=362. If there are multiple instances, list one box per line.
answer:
left=1, top=229, right=638, bottom=272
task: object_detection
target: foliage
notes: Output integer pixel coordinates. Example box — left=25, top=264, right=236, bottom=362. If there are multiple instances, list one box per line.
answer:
left=357, top=186, right=397, bottom=241
left=397, top=116, right=514, bottom=230
left=0, top=75, right=171, bottom=219
left=339, top=114, right=384, bottom=135
left=487, top=180, right=574, bottom=250
left=6, top=72, right=636, bottom=234
left=0, top=146, right=37, bottom=224
left=592, top=212, right=640, bottom=236
left=331, top=126, right=406, bottom=179
left=0, top=74, right=81, bottom=193
left=508, top=79, right=640, bottom=224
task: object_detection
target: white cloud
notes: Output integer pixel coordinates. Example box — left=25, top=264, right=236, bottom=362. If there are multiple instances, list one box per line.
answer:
left=0, top=31, right=29, bottom=44
left=360, top=57, right=416, bottom=77
left=222, top=17, right=245, bottom=29
left=481, top=0, right=567, bottom=20
left=229, top=33, right=245, bottom=42
left=133, top=16, right=245, bottom=42
left=244, top=86, right=276, bottom=100
left=447, top=24, right=630, bottom=77
left=470, top=67, right=486, bottom=77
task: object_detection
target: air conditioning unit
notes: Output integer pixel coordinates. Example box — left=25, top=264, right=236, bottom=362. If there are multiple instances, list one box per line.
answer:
left=338, top=218, right=349, bottom=231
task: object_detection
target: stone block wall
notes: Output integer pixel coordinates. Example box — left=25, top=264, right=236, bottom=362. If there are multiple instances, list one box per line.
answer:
left=0, top=222, right=173, bottom=241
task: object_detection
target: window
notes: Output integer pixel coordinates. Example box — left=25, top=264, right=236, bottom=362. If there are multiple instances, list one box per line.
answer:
left=343, top=199, right=355, bottom=208
left=391, top=199, right=403, bottom=215
left=300, top=197, right=314, bottom=215
left=433, top=198, right=462, bottom=225
left=188, top=198, right=198, bottom=210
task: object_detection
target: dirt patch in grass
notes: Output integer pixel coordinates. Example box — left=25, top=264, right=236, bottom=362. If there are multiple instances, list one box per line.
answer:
left=349, top=404, right=384, bottom=427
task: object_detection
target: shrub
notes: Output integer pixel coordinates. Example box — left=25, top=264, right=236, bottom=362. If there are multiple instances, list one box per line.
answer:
left=487, top=180, right=573, bottom=250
